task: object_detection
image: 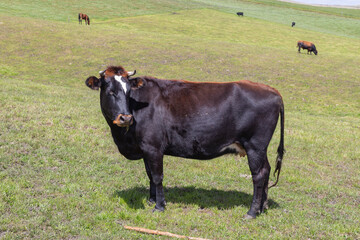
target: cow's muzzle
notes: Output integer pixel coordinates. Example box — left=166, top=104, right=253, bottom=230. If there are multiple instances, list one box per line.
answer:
left=113, top=114, right=133, bottom=127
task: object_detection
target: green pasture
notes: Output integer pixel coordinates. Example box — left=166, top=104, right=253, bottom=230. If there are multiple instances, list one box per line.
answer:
left=1, top=0, right=359, bottom=38
left=1, top=0, right=359, bottom=239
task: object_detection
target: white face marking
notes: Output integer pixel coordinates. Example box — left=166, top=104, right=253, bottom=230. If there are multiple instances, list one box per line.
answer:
left=114, top=75, right=128, bottom=93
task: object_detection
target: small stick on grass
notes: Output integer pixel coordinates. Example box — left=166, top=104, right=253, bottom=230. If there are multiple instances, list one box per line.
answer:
left=124, top=225, right=211, bottom=240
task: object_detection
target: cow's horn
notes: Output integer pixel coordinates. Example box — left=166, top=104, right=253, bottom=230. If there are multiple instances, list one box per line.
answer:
left=128, top=70, right=136, bottom=76
left=99, top=70, right=106, bottom=77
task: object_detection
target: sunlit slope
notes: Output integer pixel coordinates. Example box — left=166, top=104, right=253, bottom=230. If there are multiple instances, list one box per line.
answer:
left=193, top=0, right=360, bottom=38
left=0, top=0, right=207, bottom=21
left=1, top=0, right=359, bottom=38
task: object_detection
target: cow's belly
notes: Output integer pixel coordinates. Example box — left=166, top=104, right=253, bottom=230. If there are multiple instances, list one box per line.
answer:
left=165, top=137, right=246, bottom=160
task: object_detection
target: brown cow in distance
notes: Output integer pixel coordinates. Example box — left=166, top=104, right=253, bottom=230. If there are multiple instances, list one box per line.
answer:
left=78, top=13, right=90, bottom=25
left=297, top=40, right=318, bottom=55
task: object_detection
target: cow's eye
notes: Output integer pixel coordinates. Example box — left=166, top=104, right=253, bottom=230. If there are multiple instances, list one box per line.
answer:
left=109, top=91, right=117, bottom=96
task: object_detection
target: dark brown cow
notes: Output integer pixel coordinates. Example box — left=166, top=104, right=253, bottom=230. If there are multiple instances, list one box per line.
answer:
left=297, top=40, right=318, bottom=55
left=78, top=13, right=90, bottom=25
left=85, top=65, right=285, bottom=219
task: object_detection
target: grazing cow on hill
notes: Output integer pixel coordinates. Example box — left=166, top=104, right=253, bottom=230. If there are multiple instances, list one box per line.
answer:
left=292, top=22, right=296, bottom=27
left=78, top=13, right=90, bottom=25
left=237, top=12, right=244, bottom=16
left=297, top=40, right=318, bottom=55
left=85, top=65, right=285, bottom=219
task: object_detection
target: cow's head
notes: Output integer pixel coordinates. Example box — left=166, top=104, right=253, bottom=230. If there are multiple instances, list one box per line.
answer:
left=85, top=66, right=137, bottom=127
left=312, top=44, right=318, bottom=55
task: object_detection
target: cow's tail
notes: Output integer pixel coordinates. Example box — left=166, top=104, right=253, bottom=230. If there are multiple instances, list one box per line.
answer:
left=269, top=100, right=285, bottom=189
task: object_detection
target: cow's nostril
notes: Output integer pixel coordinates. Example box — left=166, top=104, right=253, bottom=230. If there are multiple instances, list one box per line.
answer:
left=114, top=114, right=133, bottom=127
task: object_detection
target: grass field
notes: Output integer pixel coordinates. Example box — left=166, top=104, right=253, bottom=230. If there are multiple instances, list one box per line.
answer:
left=1, top=0, right=360, bottom=239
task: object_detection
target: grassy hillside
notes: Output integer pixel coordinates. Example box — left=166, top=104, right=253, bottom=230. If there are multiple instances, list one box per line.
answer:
left=195, top=0, right=360, bottom=38
left=1, top=1, right=360, bottom=239
left=1, top=0, right=359, bottom=38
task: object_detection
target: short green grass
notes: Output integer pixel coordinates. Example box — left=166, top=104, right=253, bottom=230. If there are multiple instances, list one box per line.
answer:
left=1, top=0, right=359, bottom=38
left=1, top=1, right=360, bottom=239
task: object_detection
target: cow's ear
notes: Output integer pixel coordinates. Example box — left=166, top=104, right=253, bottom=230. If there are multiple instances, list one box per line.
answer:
left=85, top=76, right=101, bottom=90
left=129, top=77, right=145, bottom=90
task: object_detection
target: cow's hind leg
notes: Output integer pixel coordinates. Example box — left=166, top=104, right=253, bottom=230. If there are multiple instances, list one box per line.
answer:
left=143, top=159, right=156, bottom=204
left=262, top=155, right=270, bottom=211
left=244, top=148, right=271, bottom=219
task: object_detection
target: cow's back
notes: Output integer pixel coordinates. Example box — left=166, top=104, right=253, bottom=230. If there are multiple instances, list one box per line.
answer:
left=298, top=40, right=314, bottom=48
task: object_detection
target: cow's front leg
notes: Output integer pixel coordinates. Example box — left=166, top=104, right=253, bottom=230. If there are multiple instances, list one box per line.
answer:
left=143, top=159, right=156, bottom=204
left=144, top=150, right=166, bottom=212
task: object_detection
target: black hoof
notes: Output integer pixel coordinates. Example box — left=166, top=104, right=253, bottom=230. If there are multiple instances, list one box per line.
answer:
left=153, top=206, right=165, bottom=212
left=244, top=210, right=257, bottom=219
left=153, top=201, right=166, bottom=212
left=147, top=198, right=156, bottom=206
left=243, top=213, right=256, bottom=220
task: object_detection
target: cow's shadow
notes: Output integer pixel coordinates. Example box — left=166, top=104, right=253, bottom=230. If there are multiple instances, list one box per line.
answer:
left=113, top=186, right=279, bottom=210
